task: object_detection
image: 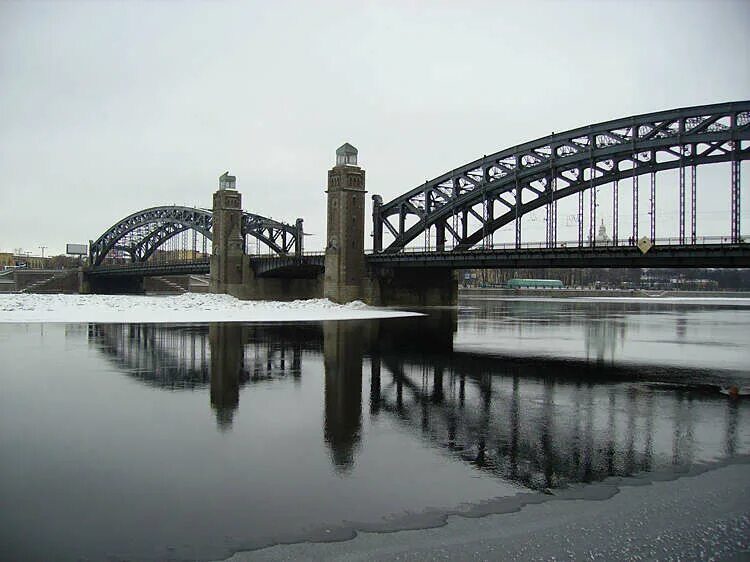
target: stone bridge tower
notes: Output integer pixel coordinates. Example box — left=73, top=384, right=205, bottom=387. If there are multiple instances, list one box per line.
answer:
left=324, top=144, right=366, bottom=303
left=210, top=172, right=244, bottom=294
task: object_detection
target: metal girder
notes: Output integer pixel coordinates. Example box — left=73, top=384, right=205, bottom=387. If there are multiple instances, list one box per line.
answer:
left=135, top=223, right=194, bottom=262
left=242, top=214, right=298, bottom=256
left=90, top=206, right=212, bottom=265
left=250, top=254, right=325, bottom=278
left=90, top=206, right=300, bottom=266
left=375, top=101, right=750, bottom=253
left=87, top=259, right=210, bottom=277
left=366, top=244, right=750, bottom=269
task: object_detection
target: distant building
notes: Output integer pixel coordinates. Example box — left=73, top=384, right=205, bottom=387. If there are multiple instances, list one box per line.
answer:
left=11, top=254, right=51, bottom=269
left=584, top=220, right=612, bottom=245
left=596, top=221, right=611, bottom=244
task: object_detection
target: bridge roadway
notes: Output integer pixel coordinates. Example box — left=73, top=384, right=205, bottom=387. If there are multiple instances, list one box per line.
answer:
left=87, top=239, right=750, bottom=278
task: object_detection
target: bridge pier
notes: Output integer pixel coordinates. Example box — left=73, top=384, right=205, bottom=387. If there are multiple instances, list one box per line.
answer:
left=368, top=267, right=458, bottom=307
left=324, top=144, right=458, bottom=306
left=78, top=269, right=90, bottom=294
left=208, top=173, right=325, bottom=301
left=324, top=144, right=367, bottom=303
left=84, top=274, right=144, bottom=295
left=209, top=173, right=245, bottom=296
left=232, top=259, right=323, bottom=301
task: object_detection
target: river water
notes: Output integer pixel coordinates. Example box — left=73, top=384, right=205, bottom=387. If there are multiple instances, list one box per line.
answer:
left=1, top=296, right=749, bottom=561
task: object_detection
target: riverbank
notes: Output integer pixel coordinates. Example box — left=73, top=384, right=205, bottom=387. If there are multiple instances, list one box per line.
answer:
left=222, top=459, right=750, bottom=561
left=460, top=287, right=750, bottom=298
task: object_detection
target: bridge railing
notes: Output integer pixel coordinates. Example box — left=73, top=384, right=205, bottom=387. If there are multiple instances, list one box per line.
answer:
left=89, top=258, right=210, bottom=274
left=247, top=235, right=748, bottom=259
left=364, top=235, right=748, bottom=255
left=247, top=251, right=325, bottom=258
left=90, top=234, right=748, bottom=269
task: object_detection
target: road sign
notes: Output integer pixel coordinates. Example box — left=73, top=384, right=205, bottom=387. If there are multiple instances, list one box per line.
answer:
left=637, top=236, right=653, bottom=254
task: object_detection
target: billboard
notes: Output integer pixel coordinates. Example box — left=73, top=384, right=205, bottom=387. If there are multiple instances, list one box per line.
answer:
left=66, top=243, right=88, bottom=256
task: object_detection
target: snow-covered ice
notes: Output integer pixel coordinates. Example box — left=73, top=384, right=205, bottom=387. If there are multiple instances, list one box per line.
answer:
left=0, top=293, right=421, bottom=323
left=464, top=295, right=750, bottom=306
left=579, top=296, right=750, bottom=305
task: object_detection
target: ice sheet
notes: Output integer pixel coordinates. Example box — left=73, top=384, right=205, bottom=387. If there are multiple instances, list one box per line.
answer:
left=0, top=293, right=420, bottom=323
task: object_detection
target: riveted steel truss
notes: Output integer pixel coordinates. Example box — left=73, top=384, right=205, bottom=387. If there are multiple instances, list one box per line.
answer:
left=241, top=213, right=300, bottom=257
left=90, top=206, right=300, bottom=266
left=374, top=101, right=750, bottom=252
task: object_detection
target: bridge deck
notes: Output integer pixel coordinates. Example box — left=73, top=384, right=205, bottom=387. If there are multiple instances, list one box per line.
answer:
left=88, top=259, right=210, bottom=277
left=88, top=242, right=750, bottom=278
left=366, top=243, right=750, bottom=269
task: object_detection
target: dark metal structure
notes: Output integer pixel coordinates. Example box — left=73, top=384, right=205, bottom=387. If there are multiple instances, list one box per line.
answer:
left=373, top=101, right=750, bottom=253
left=84, top=240, right=750, bottom=278
left=86, top=258, right=210, bottom=277
left=366, top=242, right=750, bottom=269
left=87, top=102, right=749, bottom=284
left=89, top=206, right=301, bottom=266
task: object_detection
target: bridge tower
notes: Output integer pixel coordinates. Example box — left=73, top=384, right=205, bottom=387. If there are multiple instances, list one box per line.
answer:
left=324, top=144, right=367, bottom=303
left=210, top=172, right=244, bottom=294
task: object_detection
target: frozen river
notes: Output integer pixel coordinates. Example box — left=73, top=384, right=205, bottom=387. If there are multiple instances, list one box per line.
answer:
left=0, top=294, right=748, bottom=561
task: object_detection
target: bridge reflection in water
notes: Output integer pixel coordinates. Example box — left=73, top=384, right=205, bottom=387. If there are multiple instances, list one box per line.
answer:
left=88, top=315, right=743, bottom=490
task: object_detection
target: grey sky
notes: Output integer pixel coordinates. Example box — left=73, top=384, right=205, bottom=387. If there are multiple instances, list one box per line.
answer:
left=1, top=0, right=748, bottom=255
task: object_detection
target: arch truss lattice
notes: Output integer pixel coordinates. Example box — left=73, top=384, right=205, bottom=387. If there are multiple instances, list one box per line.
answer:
left=90, top=206, right=300, bottom=266
left=374, top=101, right=750, bottom=252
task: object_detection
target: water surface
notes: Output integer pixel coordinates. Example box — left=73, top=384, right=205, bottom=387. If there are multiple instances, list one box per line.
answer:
left=1, top=297, right=748, bottom=561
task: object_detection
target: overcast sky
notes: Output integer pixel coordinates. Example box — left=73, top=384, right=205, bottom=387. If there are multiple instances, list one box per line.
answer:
left=1, top=0, right=748, bottom=255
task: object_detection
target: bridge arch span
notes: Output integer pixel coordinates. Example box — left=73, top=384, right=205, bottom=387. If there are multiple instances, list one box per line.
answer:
left=375, top=100, right=750, bottom=252
left=90, top=205, right=300, bottom=266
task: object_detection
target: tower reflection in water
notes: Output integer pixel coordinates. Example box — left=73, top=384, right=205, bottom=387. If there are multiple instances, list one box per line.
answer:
left=89, top=313, right=746, bottom=491
left=209, top=324, right=241, bottom=430
left=323, top=321, right=365, bottom=472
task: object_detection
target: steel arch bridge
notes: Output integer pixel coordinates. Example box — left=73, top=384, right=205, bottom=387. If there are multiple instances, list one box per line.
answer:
left=89, top=205, right=301, bottom=266
left=373, top=100, right=750, bottom=253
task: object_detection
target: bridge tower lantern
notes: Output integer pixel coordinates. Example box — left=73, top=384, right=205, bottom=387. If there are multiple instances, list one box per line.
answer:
left=219, top=171, right=236, bottom=191
left=324, top=143, right=367, bottom=303
left=336, top=143, right=358, bottom=166
left=210, top=171, right=244, bottom=294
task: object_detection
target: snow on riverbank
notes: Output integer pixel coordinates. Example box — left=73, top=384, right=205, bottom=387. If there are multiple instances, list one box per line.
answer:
left=0, top=293, right=420, bottom=323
